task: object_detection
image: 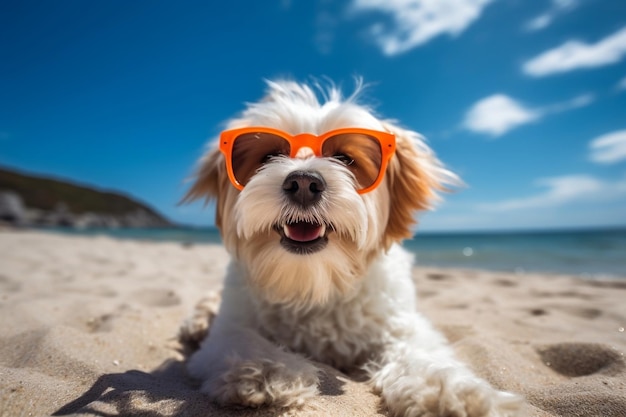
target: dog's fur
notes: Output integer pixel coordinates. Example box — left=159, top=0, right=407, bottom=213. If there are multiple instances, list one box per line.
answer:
left=183, top=80, right=524, bottom=416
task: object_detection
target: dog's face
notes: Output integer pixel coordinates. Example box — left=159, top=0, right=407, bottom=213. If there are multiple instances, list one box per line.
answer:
left=185, top=81, right=452, bottom=306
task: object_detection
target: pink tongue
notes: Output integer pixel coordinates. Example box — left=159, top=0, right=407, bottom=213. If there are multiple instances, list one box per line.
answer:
left=287, top=222, right=322, bottom=242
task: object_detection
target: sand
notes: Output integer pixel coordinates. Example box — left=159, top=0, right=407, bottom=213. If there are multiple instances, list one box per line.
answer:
left=0, top=230, right=625, bottom=417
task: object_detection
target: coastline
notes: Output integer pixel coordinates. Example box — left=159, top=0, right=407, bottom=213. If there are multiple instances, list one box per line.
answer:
left=31, top=225, right=626, bottom=279
left=1, top=230, right=625, bottom=416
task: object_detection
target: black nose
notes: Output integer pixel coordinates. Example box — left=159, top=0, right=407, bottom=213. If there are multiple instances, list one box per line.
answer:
left=282, top=171, right=326, bottom=207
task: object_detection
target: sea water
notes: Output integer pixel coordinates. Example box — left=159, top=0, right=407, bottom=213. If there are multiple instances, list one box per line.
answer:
left=45, top=226, right=626, bottom=278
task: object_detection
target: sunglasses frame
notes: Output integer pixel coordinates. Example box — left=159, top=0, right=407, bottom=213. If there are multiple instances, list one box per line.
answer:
left=219, top=126, right=396, bottom=194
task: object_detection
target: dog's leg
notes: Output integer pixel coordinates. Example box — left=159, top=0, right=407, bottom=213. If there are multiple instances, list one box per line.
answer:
left=368, top=314, right=524, bottom=417
left=187, top=324, right=320, bottom=409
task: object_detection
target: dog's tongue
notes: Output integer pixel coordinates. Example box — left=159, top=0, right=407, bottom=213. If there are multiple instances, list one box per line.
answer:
left=284, top=222, right=324, bottom=242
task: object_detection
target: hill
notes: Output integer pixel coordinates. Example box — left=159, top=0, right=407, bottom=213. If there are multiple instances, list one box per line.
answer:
left=0, top=167, right=171, bottom=228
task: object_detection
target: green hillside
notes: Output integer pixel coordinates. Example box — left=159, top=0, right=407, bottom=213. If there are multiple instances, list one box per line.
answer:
left=0, top=166, right=170, bottom=224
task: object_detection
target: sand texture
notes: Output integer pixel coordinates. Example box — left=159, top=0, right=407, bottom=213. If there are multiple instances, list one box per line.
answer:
left=1, top=230, right=625, bottom=416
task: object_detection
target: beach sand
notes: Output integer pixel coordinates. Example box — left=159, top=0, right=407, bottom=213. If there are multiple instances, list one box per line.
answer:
left=1, top=230, right=625, bottom=416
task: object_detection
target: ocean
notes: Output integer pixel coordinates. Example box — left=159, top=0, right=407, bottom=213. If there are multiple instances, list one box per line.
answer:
left=44, top=226, right=626, bottom=279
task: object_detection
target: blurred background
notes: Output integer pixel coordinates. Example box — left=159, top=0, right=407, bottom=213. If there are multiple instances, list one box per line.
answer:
left=1, top=0, right=625, bottom=275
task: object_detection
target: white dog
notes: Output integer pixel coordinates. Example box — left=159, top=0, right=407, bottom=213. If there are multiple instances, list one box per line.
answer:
left=183, top=80, right=523, bottom=416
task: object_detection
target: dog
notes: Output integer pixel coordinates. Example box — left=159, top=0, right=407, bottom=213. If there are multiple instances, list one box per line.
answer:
left=183, top=80, right=524, bottom=416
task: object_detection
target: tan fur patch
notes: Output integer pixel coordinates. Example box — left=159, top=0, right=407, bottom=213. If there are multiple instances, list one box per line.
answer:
left=182, top=148, right=230, bottom=229
left=382, top=124, right=444, bottom=249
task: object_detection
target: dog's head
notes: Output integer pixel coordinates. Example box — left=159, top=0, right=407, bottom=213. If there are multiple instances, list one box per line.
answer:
left=185, top=80, right=455, bottom=306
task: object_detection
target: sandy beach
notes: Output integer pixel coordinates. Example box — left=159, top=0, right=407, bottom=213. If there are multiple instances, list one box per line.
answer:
left=1, top=230, right=625, bottom=416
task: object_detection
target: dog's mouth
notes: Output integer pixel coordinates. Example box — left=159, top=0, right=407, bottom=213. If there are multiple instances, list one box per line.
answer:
left=274, top=221, right=330, bottom=255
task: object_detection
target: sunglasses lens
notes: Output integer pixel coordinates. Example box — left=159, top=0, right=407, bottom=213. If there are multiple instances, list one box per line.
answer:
left=322, top=133, right=383, bottom=190
left=231, top=132, right=291, bottom=186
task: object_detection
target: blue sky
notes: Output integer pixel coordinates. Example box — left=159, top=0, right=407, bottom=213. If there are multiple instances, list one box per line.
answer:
left=2, top=0, right=625, bottom=232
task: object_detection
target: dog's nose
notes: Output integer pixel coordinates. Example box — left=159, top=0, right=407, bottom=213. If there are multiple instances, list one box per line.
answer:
left=282, top=171, right=326, bottom=207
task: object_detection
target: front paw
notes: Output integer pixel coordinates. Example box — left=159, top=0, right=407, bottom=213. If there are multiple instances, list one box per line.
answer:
left=431, top=377, right=523, bottom=417
left=380, top=369, right=524, bottom=417
left=202, top=358, right=320, bottom=409
left=178, top=291, right=221, bottom=349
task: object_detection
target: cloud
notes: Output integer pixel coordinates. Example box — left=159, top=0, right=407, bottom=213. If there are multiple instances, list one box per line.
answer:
left=589, top=130, right=626, bottom=164
left=523, top=0, right=578, bottom=32
left=523, top=26, right=626, bottom=77
left=540, top=93, right=595, bottom=113
left=349, top=0, right=495, bottom=55
left=479, top=174, right=626, bottom=211
left=463, top=93, right=595, bottom=137
left=462, top=94, right=539, bottom=137
left=525, top=15, right=552, bottom=32
left=314, top=10, right=338, bottom=54
left=617, top=75, right=626, bottom=91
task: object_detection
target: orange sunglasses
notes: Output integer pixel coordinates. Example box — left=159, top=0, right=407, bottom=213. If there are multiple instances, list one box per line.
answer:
left=219, top=127, right=396, bottom=194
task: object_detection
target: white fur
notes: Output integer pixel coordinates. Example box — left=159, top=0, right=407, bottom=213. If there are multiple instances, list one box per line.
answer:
left=186, top=80, right=525, bottom=416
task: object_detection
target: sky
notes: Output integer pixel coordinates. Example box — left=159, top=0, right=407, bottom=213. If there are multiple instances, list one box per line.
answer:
left=2, top=0, right=626, bottom=232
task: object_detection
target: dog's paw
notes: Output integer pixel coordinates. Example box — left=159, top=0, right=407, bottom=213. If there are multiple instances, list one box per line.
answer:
left=178, top=291, right=221, bottom=348
left=426, top=378, right=524, bottom=417
left=381, top=370, right=524, bottom=417
left=203, top=358, right=320, bottom=409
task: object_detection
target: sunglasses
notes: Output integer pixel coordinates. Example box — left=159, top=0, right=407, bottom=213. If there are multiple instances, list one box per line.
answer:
left=219, top=127, right=396, bottom=194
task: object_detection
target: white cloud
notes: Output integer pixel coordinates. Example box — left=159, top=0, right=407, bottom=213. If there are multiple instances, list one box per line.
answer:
left=525, top=15, right=552, bottom=32
left=463, top=92, right=595, bottom=137
left=314, top=10, right=337, bottom=54
left=523, top=0, right=578, bottom=32
left=554, top=0, right=578, bottom=9
left=480, top=175, right=626, bottom=211
left=350, top=0, right=495, bottom=55
left=462, top=94, right=540, bottom=137
left=540, top=93, right=595, bottom=113
left=523, top=26, right=626, bottom=77
left=589, top=130, right=626, bottom=164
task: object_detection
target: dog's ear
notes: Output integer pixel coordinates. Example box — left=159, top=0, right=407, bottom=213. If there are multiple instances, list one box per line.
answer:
left=381, top=122, right=453, bottom=248
left=181, top=147, right=229, bottom=229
